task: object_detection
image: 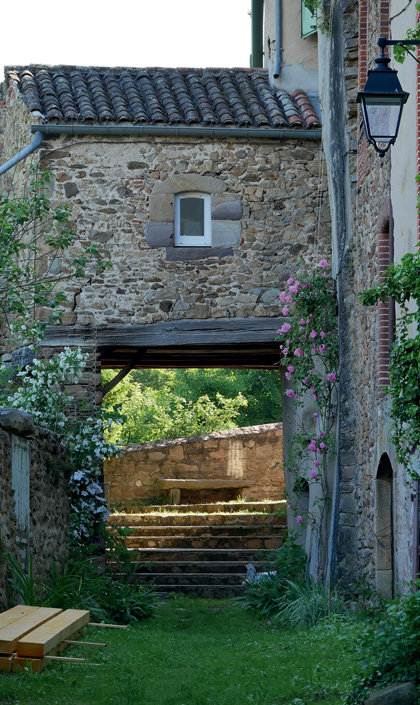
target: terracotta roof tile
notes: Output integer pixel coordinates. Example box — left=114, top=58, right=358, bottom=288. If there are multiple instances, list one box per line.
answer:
left=6, top=66, right=321, bottom=130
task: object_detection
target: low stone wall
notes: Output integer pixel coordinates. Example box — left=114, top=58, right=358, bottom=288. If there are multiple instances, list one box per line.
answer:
left=0, top=408, right=69, bottom=609
left=104, top=423, right=284, bottom=506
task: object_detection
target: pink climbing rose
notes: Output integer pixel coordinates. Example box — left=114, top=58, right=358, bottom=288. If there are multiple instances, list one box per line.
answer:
left=286, top=389, right=295, bottom=397
left=309, top=330, right=317, bottom=339
left=294, top=348, right=303, bottom=358
left=319, top=259, right=328, bottom=267
left=327, top=373, right=336, bottom=383
left=282, top=307, right=289, bottom=316
left=287, top=277, right=294, bottom=285
left=281, top=323, right=292, bottom=333
left=310, top=470, right=318, bottom=479
left=287, top=364, right=294, bottom=373
left=296, top=515, right=303, bottom=524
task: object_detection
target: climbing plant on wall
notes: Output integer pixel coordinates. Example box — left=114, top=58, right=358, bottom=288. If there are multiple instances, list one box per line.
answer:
left=278, top=259, right=339, bottom=530
left=361, top=247, right=420, bottom=477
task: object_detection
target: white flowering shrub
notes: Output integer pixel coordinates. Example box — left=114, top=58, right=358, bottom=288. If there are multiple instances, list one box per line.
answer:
left=6, top=348, right=120, bottom=542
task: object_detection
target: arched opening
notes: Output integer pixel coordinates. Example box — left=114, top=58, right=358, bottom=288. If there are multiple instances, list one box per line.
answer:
left=375, top=453, right=394, bottom=598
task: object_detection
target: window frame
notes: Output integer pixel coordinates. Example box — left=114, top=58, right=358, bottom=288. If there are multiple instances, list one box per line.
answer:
left=174, top=192, right=212, bottom=247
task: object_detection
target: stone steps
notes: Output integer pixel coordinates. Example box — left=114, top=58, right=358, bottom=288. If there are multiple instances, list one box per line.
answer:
left=112, top=500, right=286, bottom=515
left=108, top=501, right=284, bottom=597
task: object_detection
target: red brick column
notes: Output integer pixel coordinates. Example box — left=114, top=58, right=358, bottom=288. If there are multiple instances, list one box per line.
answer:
left=377, top=202, right=392, bottom=398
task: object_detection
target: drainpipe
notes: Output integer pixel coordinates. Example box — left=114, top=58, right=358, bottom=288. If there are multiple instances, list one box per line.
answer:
left=0, top=131, right=44, bottom=177
left=31, top=124, right=322, bottom=141
left=251, top=0, right=264, bottom=68
left=273, top=0, right=283, bottom=79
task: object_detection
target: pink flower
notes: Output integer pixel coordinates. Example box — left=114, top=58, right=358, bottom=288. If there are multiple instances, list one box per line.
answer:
left=282, top=349, right=288, bottom=356
left=309, top=330, right=317, bottom=339
left=279, top=291, right=287, bottom=302
left=302, top=377, right=308, bottom=385
left=293, top=392, right=299, bottom=399
left=313, top=412, right=319, bottom=418
left=287, top=365, right=294, bottom=373
left=320, top=442, right=326, bottom=449
left=287, top=503, right=291, bottom=509
left=313, top=460, right=320, bottom=467
left=295, top=280, right=300, bottom=287
left=296, top=515, right=303, bottom=524
left=300, top=318, right=306, bottom=325
left=281, top=323, right=292, bottom=333
left=320, top=331, right=326, bottom=339
left=289, top=285, right=298, bottom=295
left=310, top=470, right=318, bottom=479
left=285, top=372, right=292, bottom=380
left=282, top=307, right=289, bottom=316
left=319, top=259, right=328, bottom=267
left=319, top=344, right=326, bottom=353
left=294, top=348, right=303, bottom=358
left=308, top=442, right=317, bottom=452
left=310, top=386, right=315, bottom=392
left=321, top=272, right=326, bottom=278
left=286, top=339, right=290, bottom=344
left=287, top=277, right=294, bottom=285
left=286, top=389, right=295, bottom=397
left=321, top=431, right=326, bottom=438
left=285, top=295, right=293, bottom=304
left=327, top=373, right=336, bottom=383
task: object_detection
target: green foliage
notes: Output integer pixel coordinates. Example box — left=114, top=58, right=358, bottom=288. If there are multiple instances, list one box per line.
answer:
left=7, top=550, right=158, bottom=625
left=273, top=577, right=345, bottom=628
left=393, top=5, right=420, bottom=64
left=0, top=167, right=109, bottom=344
left=236, top=537, right=307, bottom=617
left=360, top=244, right=420, bottom=476
left=102, top=369, right=253, bottom=444
left=345, top=586, right=420, bottom=704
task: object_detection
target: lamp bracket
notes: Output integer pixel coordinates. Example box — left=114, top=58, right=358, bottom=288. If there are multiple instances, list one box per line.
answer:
left=378, top=36, right=420, bottom=64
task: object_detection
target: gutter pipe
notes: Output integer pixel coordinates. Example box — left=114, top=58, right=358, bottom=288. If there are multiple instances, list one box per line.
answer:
left=273, top=0, right=283, bottom=79
left=0, top=131, right=44, bottom=177
left=31, top=124, right=322, bottom=141
left=413, top=480, right=419, bottom=587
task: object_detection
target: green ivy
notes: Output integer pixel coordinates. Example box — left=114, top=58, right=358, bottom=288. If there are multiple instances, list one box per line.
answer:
left=360, top=244, right=420, bottom=476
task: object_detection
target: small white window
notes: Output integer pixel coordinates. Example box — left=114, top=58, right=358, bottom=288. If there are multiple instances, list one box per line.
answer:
left=174, top=193, right=211, bottom=247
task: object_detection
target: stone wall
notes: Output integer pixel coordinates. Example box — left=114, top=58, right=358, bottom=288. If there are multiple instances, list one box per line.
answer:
left=0, top=408, right=69, bottom=609
left=0, top=87, right=331, bottom=329
left=104, top=423, right=284, bottom=506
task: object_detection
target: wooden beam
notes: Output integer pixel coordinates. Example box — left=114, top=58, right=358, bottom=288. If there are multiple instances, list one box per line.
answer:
left=101, top=350, right=145, bottom=398
left=42, top=317, right=284, bottom=348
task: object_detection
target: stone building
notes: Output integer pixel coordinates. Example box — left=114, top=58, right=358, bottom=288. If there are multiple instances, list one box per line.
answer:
left=262, top=0, right=420, bottom=597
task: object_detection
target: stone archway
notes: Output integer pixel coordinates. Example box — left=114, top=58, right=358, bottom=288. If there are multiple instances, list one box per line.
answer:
left=375, top=453, right=394, bottom=599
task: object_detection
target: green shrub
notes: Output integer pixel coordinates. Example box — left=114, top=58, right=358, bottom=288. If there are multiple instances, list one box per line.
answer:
left=7, top=551, right=158, bottom=625
left=273, top=576, right=345, bottom=628
left=345, top=585, right=420, bottom=704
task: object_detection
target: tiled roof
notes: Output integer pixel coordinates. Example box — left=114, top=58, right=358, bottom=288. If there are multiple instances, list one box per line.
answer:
left=6, top=66, right=321, bottom=130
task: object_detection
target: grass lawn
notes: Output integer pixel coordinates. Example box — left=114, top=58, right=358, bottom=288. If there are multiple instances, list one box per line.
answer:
left=0, top=597, right=363, bottom=705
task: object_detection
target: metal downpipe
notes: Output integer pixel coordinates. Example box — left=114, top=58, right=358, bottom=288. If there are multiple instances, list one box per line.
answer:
left=0, top=131, right=44, bottom=177
left=273, top=0, right=283, bottom=79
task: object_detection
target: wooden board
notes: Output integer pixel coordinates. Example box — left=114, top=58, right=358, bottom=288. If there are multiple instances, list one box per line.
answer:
left=0, top=606, right=39, bottom=631
left=0, top=655, right=13, bottom=672
left=158, top=479, right=255, bottom=490
left=17, top=609, right=90, bottom=658
left=0, top=608, right=62, bottom=655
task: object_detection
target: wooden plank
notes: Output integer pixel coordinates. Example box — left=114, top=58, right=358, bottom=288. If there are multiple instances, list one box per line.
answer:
left=158, top=479, right=255, bottom=490
left=43, top=317, right=285, bottom=348
left=0, top=606, right=39, bottom=631
left=17, top=609, right=89, bottom=658
left=0, top=655, right=13, bottom=672
left=0, top=608, right=63, bottom=655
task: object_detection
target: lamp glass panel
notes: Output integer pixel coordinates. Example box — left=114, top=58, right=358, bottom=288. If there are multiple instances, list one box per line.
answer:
left=180, top=197, right=205, bottom=237
left=364, top=97, right=403, bottom=141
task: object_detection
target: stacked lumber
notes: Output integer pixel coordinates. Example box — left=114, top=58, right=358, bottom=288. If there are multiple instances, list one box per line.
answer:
left=0, top=605, right=91, bottom=672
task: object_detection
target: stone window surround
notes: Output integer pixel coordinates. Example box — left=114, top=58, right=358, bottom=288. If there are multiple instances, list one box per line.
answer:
left=145, top=174, right=242, bottom=261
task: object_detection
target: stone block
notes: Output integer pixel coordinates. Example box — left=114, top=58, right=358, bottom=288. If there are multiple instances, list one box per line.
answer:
left=152, top=174, right=227, bottom=195
left=212, top=198, right=242, bottom=221
left=364, top=682, right=417, bottom=705
left=169, top=446, right=184, bottom=461
left=148, top=451, right=167, bottom=461
left=212, top=221, right=241, bottom=247
left=149, top=194, right=175, bottom=222
left=64, top=182, right=79, bottom=198
left=165, top=246, right=233, bottom=261
left=145, top=222, right=174, bottom=246
left=0, top=408, right=35, bottom=438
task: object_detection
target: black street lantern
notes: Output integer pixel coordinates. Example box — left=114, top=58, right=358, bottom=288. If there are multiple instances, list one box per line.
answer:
left=357, top=37, right=415, bottom=157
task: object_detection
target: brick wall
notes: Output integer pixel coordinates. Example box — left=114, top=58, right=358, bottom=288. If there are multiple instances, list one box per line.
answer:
left=104, top=423, right=284, bottom=507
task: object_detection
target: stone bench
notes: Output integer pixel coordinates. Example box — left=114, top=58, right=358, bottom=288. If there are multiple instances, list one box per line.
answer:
left=157, top=478, right=255, bottom=505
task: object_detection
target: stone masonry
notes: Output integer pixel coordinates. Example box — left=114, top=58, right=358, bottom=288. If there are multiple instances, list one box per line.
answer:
left=0, top=408, right=69, bottom=609
left=104, top=422, right=284, bottom=507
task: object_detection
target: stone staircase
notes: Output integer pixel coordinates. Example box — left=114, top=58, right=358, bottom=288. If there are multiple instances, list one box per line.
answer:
left=108, top=500, right=287, bottom=598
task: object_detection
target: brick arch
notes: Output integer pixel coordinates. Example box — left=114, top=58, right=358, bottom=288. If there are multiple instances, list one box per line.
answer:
left=375, top=453, right=394, bottom=598
left=377, top=198, right=394, bottom=399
